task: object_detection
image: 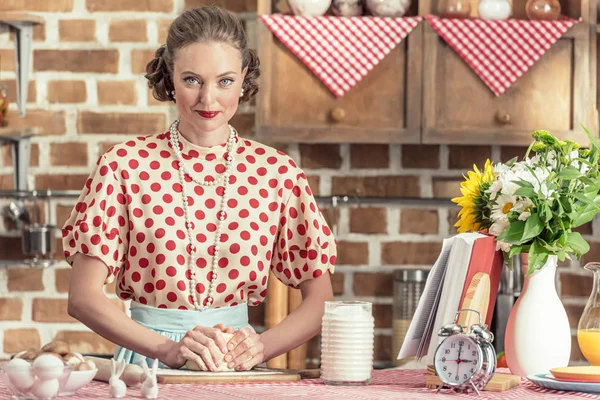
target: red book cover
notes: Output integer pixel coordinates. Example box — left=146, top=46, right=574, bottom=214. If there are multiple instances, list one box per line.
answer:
left=457, top=234, right=504, bottom=327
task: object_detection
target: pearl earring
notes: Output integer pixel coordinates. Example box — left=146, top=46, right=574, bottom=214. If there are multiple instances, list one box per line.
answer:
left=171, top=90, right=175, bottom=97
left=240, top=88, right=244, bottom=98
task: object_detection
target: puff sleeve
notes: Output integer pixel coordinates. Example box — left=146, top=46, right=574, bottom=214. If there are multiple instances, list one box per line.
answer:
left=61, top=155, right=129, bottom=284
left=270, top=173, right=337, bottom=288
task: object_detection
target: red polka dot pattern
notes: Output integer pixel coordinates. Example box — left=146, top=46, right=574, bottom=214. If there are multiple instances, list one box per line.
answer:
left=62, top=131, right=336, bottom=309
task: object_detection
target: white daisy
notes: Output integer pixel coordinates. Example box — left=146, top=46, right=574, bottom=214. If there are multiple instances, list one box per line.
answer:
left=491, top=193, right=517, bottom=223
left=489, top=220, right=509, bottom=236
left=518, top=211, right=531, bottom=221
left=496, top=240, right=512, bottom=252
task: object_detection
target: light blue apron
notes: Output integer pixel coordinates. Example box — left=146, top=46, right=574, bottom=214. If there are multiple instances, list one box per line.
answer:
left=114, top=301, right=250, bottom=367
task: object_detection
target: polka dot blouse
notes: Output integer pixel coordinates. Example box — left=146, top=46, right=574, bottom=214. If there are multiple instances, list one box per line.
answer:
left=62, top=129, right=337, bottom=309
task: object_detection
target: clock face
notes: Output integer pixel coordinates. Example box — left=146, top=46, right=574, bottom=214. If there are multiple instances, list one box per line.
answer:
left=435, top=335, right=481, bottom=385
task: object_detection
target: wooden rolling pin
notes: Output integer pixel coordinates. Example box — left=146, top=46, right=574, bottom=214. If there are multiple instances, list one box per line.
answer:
left=84, top=356, right=144, bottom=387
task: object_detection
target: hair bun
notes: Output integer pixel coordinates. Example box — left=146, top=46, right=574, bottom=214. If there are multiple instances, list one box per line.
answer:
left=145, top=44, right=174, bottom=102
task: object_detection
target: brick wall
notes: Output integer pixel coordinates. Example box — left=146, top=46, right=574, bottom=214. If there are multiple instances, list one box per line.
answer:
left=0, top=0, right=596, bottom=367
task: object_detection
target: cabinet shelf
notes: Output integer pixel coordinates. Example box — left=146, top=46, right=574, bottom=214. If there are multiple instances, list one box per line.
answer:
left=0, top=12, right=44, bottom=25
left=0, top=126, right=39, bottom=141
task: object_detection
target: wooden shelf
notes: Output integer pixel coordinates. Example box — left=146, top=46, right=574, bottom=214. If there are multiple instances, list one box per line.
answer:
left=0, top=12, right=44, bottom=25
left=0, top=126, right=39, bottom=140
left=0, top=12, right=43, bottom=117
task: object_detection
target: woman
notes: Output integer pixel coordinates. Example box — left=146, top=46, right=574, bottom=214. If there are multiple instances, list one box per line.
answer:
left=63, top=6, right=336, bottom=372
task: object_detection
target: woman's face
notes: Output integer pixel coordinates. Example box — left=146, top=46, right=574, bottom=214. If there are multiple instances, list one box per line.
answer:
left=172, top=41, right=246, bottom=135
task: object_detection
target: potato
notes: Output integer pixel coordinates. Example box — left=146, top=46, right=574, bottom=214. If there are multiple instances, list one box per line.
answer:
left=40, top=341, right=70, bottom=356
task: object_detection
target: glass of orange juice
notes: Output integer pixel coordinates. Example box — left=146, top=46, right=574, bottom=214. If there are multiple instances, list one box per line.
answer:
left=578, top=262, right=600, bottom=365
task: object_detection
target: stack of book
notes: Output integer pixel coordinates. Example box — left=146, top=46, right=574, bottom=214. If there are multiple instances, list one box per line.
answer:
left=398, top=233, right=504, bottom=366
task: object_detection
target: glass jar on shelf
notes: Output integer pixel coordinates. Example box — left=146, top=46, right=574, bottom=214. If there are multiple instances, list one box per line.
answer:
left=437, top=0, right=472, bottom=18
left=525, top=0, right=561, bottom=20
left=392, top=269, right=428, bottom=366
left=366, top=0, right=411, bottom=17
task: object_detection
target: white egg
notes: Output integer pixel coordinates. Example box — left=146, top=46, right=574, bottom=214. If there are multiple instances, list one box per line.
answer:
left=6, top=358, right=35, bottom=391
left=31, top=378, right=59, bottom=399
left=33, top=354, right=64, bottom=380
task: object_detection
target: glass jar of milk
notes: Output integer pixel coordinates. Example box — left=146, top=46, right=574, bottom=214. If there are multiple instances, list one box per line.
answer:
left=320, top=301, right=374, bottom=385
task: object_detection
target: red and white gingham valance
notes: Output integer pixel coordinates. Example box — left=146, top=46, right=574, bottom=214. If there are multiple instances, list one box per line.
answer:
left=425, top=15, right=580, bottom=96
left=260, top=14, right=422, bottom=97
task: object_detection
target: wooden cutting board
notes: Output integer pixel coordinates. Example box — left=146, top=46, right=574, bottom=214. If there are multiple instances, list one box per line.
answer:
left=426, top=365, right=520, bottom=391
left=156, top=369, right=301, bottom=384
left=86, top=356, right=304, bottom=385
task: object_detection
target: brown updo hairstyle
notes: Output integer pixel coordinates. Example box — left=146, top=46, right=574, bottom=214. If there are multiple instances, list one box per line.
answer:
left=145, top=6, right=260, bottom=104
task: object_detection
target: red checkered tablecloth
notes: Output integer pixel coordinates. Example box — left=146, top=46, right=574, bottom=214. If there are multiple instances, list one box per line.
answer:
left=3, top=369, right=600, bottom=399
left=425, top=15, right=580, bottom=96
left=260, top=14, right=422, bottom=97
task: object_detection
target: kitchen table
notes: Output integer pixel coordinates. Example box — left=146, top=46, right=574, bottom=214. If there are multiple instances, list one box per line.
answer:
left=1, top=369, right=598, bottom=399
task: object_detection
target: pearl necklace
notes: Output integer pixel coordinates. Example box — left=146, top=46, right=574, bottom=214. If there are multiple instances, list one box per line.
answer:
left=168, top=119, right=237, bottom=311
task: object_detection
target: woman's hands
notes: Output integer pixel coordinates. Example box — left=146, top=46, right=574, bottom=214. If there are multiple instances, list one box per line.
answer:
left=222, top=326, right=265, bottom=371
left=160, top=323, right=234, bottom=370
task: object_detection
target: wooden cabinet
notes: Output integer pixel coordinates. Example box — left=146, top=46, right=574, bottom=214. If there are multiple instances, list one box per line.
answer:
left=256, top=16, right=423, bottom=143
left=256, top=0, right=597, bottom=145
left=422, top=26, right=594, bottom=145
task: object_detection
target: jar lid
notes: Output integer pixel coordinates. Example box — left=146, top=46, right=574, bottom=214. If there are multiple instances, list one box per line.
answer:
left=393, top=269, right=429, bottom=283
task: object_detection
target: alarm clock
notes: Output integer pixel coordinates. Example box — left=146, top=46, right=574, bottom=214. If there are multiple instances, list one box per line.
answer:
left=433, top=308, right=496, bottom=395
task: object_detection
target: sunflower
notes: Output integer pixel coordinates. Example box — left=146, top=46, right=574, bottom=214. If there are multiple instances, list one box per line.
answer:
left=452, top=159, right=495, bottom=233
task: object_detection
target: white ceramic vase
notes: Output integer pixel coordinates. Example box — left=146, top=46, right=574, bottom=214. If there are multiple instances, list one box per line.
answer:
left=504, top=255, right=571, bottom=377
left=287, top=0, right=333, bottom=16
left=477, top=0, right=511, bottom=20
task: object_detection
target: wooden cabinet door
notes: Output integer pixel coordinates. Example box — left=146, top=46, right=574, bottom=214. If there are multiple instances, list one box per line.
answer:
left=256, top=23, right=423, bottom=144
left=421, top=24, right=596, bottom=145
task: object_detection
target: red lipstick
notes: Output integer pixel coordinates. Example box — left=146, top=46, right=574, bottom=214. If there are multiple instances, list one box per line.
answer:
left=196, top=111, right=219, bottom=119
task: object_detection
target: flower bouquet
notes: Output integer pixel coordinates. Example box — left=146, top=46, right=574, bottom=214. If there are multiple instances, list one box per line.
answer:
left=452, top=128, right=600, bottom=377
left=453, top=128, right=600, bottom=274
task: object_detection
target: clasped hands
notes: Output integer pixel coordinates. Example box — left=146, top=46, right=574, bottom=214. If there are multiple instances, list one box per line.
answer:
left=163, top=323, right=264, bottom=372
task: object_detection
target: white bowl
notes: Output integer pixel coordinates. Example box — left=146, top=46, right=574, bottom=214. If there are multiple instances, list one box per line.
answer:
left=0, top=360, right=71, bottom=399
left=59, top=369, right=98, bottom=395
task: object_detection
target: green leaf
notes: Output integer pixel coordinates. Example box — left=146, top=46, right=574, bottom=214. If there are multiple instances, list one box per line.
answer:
left=582, top=125, right=600, bottom=149
left=497, top=221, right=525, bottom=244
left=528, top=241, right=550, bottom=273
left=514, top=186, right=537, bottom=198
left=562, top=196, right=574, bottom=212
left=535, top=253, right=550, bottom=272
left=579, top=176, right=598, bottom=187
left=544, top=203, right=553, bottom=223
left=573, top=203, right=600, bottom=227
left=509, top=245, right=529, bottom=258
left=528, top=241, right=541, bottom=274
left=513, top=180, right=534, bottom=188
left=521, top=214, right=543, bottom=242
left=566, top=231, right=590, bottom=255
left=558, top=233, right=568, bottom=246
left=572, top=193, right=600, bottom=208
left=557, top=167, right=583, bottom=180
left=504, top=157, right=519, bottom=167
left=557, top=249, right=568, bottom=261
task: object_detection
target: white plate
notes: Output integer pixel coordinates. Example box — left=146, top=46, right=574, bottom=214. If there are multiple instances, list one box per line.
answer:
left=527, top=373, right=600, bottom=394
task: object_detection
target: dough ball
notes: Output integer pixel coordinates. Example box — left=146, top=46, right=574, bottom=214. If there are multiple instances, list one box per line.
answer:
left=186, top=332, right=236, bottom=372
